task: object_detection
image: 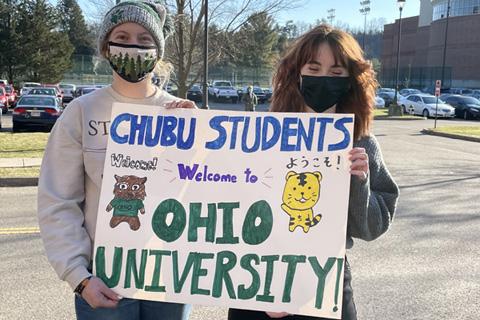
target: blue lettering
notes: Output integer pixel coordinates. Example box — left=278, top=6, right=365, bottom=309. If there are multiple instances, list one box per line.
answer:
left=280, top=117, right=298, bottom=152
left=328, top=117, right=353, bottom=151
left=205, top=116, right=229, bottom=150
left=296, top=118, right=316, bottom=151
left=229, top=117, right=245, bottom=150
left=110, top=113, right=131, bottom=144
left=128, top=115, right=148, bottom=145
left=178, top=163, right=199, bottom=180
left=261, top=116, right=281, bottom=151
left=160, top=116, right=178, bottom=146
left=316, top=118, right=334, bottom=152
left=241, top=117, right=261, bottom=153
left=177, top=118, right=196, bottom=150
left=145, top=116, right=163, bottom=147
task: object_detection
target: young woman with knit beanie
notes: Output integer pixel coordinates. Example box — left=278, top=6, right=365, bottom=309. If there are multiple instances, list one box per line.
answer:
left=228, top=24, right=400, bottom=320
left=38, top=1, right=194, bottom=319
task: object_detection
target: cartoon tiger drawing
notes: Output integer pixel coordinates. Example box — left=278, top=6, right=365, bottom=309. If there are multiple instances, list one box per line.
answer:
left=106, top=175, right=147, bottom=231
left=281, top=171, right=323, bottom=233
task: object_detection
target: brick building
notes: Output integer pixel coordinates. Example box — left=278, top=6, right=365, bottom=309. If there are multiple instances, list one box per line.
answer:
left=381, top=0, right=480, bottom=90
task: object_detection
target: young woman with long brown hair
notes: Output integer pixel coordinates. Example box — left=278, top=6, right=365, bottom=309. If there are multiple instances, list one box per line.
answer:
left=228, top=24, right=399, bottom=320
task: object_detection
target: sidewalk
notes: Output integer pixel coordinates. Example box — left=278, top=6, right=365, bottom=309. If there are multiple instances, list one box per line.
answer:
left=0, top=158, right=42, bottom=168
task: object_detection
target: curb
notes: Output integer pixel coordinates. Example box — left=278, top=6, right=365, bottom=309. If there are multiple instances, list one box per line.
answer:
left=374, top=116, right=426, bottom=121
left=0, top=177, right=39, bottom=187
left=421, top=129, right=480, bottom=143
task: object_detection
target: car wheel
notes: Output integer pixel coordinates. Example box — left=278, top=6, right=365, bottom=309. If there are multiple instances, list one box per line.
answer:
left=463, top=110, right=470, bottom=120
left=422, top=109, right=430, bottom=118
left=12, top=122, right=22, bottom=133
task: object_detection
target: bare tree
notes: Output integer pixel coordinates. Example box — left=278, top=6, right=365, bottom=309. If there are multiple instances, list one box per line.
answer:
left=84, top=0, right=304, bottom=97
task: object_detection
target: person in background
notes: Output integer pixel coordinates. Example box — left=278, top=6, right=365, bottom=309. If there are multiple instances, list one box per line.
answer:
left=242, top=85, right=258, bottom=111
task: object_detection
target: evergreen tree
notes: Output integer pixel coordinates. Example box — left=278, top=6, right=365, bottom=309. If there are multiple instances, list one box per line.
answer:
left=14, top=0, right=74, bottom=83
left=57, top=0, right=94, bottom=55
left=0, top=0, right=24, bottom=84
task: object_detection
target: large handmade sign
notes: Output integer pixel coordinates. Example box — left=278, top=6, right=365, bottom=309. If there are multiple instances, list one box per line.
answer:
left=93, top=103, right=354, bottom=318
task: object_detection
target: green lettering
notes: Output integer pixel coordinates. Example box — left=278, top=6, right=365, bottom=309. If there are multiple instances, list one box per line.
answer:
left=308, top=256, right=336, bottom=309
left=188, top=203, right=217, bottom=242
left=242, top=200, right=273, bottom=245
left=124, top=249, right=148, bottom=289
left=191, top=252, right=215, bottom=295
left=152, top=199, right=186, bottom=242
left=212, top=250, right=237, bottom=298
left=145, top=250, right=171, bottom=292
left=172, top=251, right=196, bottom=293
left=215, top=202, right=240, bottom=244
left=95, top=246, right=122, bottom=288
left=281, top=255, right=306, bottom=302
left=237, top=254, right=261, bottom=300
left=256, top=255, right=279, bottom=303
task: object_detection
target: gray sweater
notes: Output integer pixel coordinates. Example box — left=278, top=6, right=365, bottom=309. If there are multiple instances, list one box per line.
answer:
left=346, top=135, right=400, bottom=249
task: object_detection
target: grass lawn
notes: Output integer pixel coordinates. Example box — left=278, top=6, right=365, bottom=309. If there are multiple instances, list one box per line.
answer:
left=0, top=167, right=40, bottom=177
left=0, top=132, right=49, bottom=158
left=432, top=126, right=480, bottom=138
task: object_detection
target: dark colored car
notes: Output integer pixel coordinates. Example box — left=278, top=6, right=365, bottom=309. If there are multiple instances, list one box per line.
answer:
left=187, top=85, right=203, bottom=102
left=75, top=86, right=98, bottom=97
left=377, top=92, right=395, bottom=107
left=443, top=95, right=480, bottom=120
left=12, top=95, right=62, bottom=132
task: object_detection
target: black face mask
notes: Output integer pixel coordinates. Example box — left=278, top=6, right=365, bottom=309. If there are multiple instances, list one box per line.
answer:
left=300, top=75, right=350, bottom=113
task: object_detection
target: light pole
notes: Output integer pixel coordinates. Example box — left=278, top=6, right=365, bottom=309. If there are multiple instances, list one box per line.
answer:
left=440, top=0, right=451, bottom=91
left=391, top=0, right=406, bottom=116
left=202, top=0, right=209, bottom=109
left=359, top=0, right=370, bottom=51
left=327, top=9, right=335, bottom=25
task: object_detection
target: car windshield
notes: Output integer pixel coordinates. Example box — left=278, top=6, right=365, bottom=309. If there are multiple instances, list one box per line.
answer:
left=5, top=87, right=12, bottom=93
left=60, top=85, right=74, bottom=89
left=214, top=82, right=231, bottom=87
left=19, top=97, right=55, bottom=106
left=422, top=96, right=441, bottom=104
left=31, top=89, right=56, bottom=95
left=24, top=83, right=41, bottom=88
left=459, top=97, right=480, bottom=104
left=190, top=85, right=201, bottom=90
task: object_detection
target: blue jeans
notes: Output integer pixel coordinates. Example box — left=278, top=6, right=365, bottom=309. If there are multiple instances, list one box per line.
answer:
left=75, top=295, right=191, bottom=320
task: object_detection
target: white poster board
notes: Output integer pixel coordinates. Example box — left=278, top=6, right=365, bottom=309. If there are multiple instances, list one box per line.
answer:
left=93, top=103, right=354, bottom=318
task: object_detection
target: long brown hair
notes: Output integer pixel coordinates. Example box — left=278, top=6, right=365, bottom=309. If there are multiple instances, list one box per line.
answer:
left=270, top=24, right=377, bottom=140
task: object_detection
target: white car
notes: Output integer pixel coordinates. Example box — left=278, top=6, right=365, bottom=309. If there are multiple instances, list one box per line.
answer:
left=401, top=94, right=455, bottom=118
left=374, top=96, right=385, bottom=108
left=20, top=82, right=42, bottom=96
left=208, top=80, right=238, bottom=103
left=59, top=84, right=76, bottom=103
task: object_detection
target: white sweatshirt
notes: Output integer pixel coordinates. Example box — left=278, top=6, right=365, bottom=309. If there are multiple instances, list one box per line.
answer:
left=37, top=86, right=180, bottom=290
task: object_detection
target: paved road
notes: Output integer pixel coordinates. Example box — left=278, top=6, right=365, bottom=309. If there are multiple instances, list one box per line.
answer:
left=1, top=115, right=479, bottom=319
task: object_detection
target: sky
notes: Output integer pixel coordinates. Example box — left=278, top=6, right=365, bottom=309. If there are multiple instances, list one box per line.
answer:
left=276, top=0, right=421, bottom=29
left=76, top=0, right=421, bottom=29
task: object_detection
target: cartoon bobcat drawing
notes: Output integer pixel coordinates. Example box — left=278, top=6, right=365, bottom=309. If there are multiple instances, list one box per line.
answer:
left=106, top=175, right=147, bottom=231
left=281, top=171, right=323, bottom=233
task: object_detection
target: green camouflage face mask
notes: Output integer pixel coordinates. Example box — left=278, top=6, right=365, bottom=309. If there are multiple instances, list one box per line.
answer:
left=107, top=41, right=158, bottom=83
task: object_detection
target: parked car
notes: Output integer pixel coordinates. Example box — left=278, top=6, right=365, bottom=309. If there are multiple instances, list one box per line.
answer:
left=20, top=82, right=42, bottom=96
left=377, top=91, right=395, bottom=107
left=374, top=96, right=385, bottom=108
left=43, top=84, right=64, bottom=102
left=28, top=87, right=62, bottom=105
left=0, top=79, right=9, bottom=86
left=12, top=95, right=62, bottom=132
left=187, top=84, right=203, bottom=102
left=399, top=88, right=422, bottom=97
left=59, top=84, right=76, bottom=103
left=262, top=87, right=273, bottom=101
left=238, top=86, right=267, bottom=104
left=74, top=86, right=98, bottom=97
left=0, top=86, right=8, bottom=114
left=442, top=95, right=480, bottom=120
left=208, top=80, right=238, bottom=103
left=401, top=94, right=455, bottom=118
left=377, top=87, right=395, bottom=94
left=449, top=88, right=474, bottom=96
left=466, top=89, right=480, bottom=100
